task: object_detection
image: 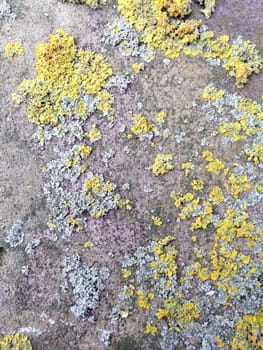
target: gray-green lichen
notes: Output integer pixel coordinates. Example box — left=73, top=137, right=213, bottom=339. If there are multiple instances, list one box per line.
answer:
left=61, top=253, right=110, bottom=318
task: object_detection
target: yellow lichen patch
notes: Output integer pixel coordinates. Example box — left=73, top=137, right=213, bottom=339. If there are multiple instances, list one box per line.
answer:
left=191, top=179, right=205, bottom=191
left=152, top=153, right=174, bottom=176
left=5, top=42, right=24, bottom=57
left=130, top=114, right=157, bottom=138
left=151, top=215, right=162, bottom=226
left=181, top=161, right=194, bottom=176
left=83, top=241, right=94, bottom=248
left=203, top=35, right=231, bottom=59
left=137, top=290, right=152, bottom=309
left=96, top=90, right=114, bottom=113
left=77, top=145, right=92, bottom=158
left=225, top=173, right=251, bottom=199
left=156, top=110, right=167, bottom=124
left=0, top=333, right=32, bottom=350
left=60, top=0, right=106, bottom=10
left=118, top=0, right=203, bottom=59
left=83, top=174, right=101, bottom=194
left=122, top=268, right=132, bottom=278
left=245, top=144, right=263, bottom=166
left=117, top=1, right=262, bottom=87
left=190, top=200, right=213, bottom=231
left=165, top=0, right=192, bottom=19
left=68, top=216, right=84, bottom=231
left=170, top=191, right=199, bottom=220
left=202, top=86, right=224, bottom=100
left=209, top=186, right=224, bottom=204
left=202, top=150, right=225, bottom=175
left=197, top=0, right=217, bottom=19
left=132, top=62, right=144, bottom=73
left=12, top=29, right=113, bottom=128
left=145, top=323, right=158, bottom=336
left=224, top=38, right=263, bottom=88
left=161, top=299, right=200, bottom=329
left=85, top=123, right=102, bottom=142
left=231, top=308, right=263, bottom=350
left=219, top=122, right=244, bottom=142
left=215, top=336, right=225, bottom=349
left=122, top=284, right=135, bottom=298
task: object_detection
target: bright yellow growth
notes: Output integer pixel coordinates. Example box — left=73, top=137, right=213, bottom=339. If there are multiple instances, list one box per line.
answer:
left=83, top=174, right=101, bottom=194
left=181, top=161, right=194, bottom=176
left=130, top=114, right=157, bottom=137
left=152, top=153, right=174, bottom=176
left=190, top=200, right=213, bottom=231
left=0, top=333, right=32, bottom=350
left=117, top=1, right=262, bottom=87
left=209, top=186, right=224, bottom=204
left=151, top=215, right=162, bottom=226
left=224, top=39, right=263, bottom=88
left=77, top=145, right=92, bottom=158
left=60, top=0, right=106, bottom=9
left=83, top=241, right=94, bottom=248
left=12, top=29, right=113, bottom=127
left=202, top=86, right=223, bottom=100
left=132, top=62, right=144, bottom=73
left=5, top=42, right=24, bottom=57
left=170, top=191, right=199, bottom=220
left=85, top=124, right=102, bottom=142
left=225, top=173, right=251, bottom=199
left=145, top=323, right=158, bottom=336
left=245, top=144, right=263, bottom=166
left=191, top=179, right=204, bottom=191
left=152, top=235, right=177, bottom=280
left=122, top=268, right=132, bottom=278
left=137, top=290, right=152, bottom=309
left=156, top=111, right=167, bottom=123
left=159, top=299, right=200, bottom=329
left=118, top=0, right=202, bottom=59
left=231, top=307, right=263, bottom=350
left=202, top=150, right=225, bottom=175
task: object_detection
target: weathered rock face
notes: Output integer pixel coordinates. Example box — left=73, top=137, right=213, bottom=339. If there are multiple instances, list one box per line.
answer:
left=1, top=1, right=263, bottom=349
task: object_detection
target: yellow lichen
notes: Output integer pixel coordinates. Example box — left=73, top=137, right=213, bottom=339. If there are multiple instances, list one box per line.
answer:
left=130, top=114, right=157, bottom=137
left=0, top=333, right=32, bottom=350
left=132, top=62, right=144, bottom=73
left=60, top=0, right=106, bottom=9
left=151, top=215, right=162, bottom=226
left=152, top=153, right=174, bottom=176
left=12, top=29, right=113, bottom=127
left=5, top=42, right=24, bottom=57
left=231, top=308, right=263, bottom=350
left=145, top=323, right=158, bottom=336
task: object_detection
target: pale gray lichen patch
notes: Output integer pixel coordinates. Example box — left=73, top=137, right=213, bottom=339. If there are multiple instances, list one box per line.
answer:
left=61, top=253, right=110, bottom=318
left=103, top=17, right=154, bottom=62
left=5, top=219, right=25, bottom=247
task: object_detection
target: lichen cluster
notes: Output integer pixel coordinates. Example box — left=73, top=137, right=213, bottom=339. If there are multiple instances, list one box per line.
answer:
left=12, top=29, right=120, bottom=236
left=8, top=1, right=263, bottom=348
left=61, top=254, right=110, bottom=318
left=113, top=82, right=263, bottom=348
left=117, top=0, right=263, bottom=87
left=0, top=333, right=32, bottom=350
left=59, top=0, right=106, bottom=10
left=4, top=42, right=24, bottom=57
